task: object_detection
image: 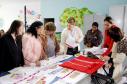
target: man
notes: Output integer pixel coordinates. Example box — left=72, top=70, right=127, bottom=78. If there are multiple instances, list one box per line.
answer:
left=84, top=22, right=103, bottom=47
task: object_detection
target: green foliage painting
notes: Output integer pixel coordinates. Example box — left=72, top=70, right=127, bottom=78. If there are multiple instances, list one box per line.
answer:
left=60, top=7, right=93, bottom=27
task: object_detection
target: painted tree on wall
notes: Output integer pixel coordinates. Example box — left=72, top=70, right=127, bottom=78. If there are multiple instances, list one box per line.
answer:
left=60, top=7, right=93, bottom=28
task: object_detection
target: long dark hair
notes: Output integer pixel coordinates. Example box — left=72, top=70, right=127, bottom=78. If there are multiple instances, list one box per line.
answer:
left=6, top=20, right=23, bottom=36
left=27, top=21, right=43, bottom=38
left=104, top=16, right=113, bottom=24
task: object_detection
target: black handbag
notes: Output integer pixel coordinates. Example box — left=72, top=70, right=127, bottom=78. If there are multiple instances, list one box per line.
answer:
left=87, top=52, right=115, bottom=84
left=91, top=73, right=115, bottom=84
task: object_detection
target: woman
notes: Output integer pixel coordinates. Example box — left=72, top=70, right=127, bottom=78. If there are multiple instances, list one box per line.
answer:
left=61, top=17, right=83, bottom=55
left=101, top=16, right=114, bottom=57
left=22, top=21, right=43, bottom=66
left=100, top=16, right=115, bottom=77
left=107, top=26, right=127, bottom=81
left=0, top=20, right=24, bottom=73
left=39, top=22, right=60, bottom=58
left=84, top=22, right=103, bottom=47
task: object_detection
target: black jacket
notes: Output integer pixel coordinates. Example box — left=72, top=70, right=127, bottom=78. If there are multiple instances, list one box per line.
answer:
left=84, top=29, right=103, bottom=47
left=0, top=34, right=24, bottom=73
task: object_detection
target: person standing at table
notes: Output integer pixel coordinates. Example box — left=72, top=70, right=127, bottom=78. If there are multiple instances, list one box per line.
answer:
left=61, top=17, right=84, bottom=55
left=22, top=21, right=43, bottom=66
left=84, top=22, right=103, bottom=47
left=39, top=22, right=60, bottom=58
left=0, top=20, right=24, bottom=73
left=101, top=16, right=114, bottom=57
left=100, top=16, right=117, bottom=77
left=107, top=26, right=127, bottom=81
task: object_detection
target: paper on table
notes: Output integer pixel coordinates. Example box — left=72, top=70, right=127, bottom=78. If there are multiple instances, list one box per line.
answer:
left=54, top=71, right=88, bottom=84
left=84, top=47, right=107, bottom=55
left=0, top=55, right=86, bottom=84
left=57, top=68, right=74, bottom=78
left=61, top=71, right=88, bottom=84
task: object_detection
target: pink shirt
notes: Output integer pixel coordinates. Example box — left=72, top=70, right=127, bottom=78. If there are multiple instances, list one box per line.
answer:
left=22, top=33, right=42, bottom=66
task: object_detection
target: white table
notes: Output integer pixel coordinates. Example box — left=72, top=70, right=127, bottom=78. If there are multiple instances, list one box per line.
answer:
left=0, top=55, right=91, bottom=84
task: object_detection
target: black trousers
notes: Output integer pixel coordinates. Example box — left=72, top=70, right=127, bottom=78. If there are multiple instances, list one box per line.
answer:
left=106, top=52, right=115, bottom=77
left=66, top=47, right=78, bottom=56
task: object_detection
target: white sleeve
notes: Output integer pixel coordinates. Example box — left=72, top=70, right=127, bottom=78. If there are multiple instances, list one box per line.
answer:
left=61, top=29, right=67, bottom=45
left=113, top=53, right=126, bottom=64
left=61, top=29, right=68, bottom=54
left=77, top=28, right=84, bottom=43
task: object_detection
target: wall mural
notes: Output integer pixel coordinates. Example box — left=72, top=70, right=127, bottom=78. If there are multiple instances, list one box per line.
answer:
left=59, top=7, right=93, bottom=28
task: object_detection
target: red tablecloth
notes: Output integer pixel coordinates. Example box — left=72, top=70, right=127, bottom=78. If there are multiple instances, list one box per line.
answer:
left=60, top=56, right=104, bottom=74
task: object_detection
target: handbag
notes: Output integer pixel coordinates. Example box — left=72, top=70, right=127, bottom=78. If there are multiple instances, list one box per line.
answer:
left=87, top=52, right=115, bottom=84
left=92, top=73, right=115, bottom=84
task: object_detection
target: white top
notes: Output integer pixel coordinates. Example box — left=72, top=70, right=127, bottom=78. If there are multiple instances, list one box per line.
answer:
left=111, top=41, right=127, bottom=80
left=61, top=26, right=84, bottom=54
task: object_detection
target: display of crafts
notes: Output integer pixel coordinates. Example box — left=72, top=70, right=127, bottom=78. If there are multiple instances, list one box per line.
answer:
left=0, top=53, right=104, bottom=84
left=0, top=55, right=76, bottom=84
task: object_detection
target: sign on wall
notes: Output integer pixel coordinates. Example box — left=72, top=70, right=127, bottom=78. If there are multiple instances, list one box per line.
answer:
left=0, top=1, right=41, bottom=31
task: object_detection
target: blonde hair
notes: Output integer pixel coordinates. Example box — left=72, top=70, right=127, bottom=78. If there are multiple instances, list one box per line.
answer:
left=44, top=22, right=56, bottom=31
left=40, top=22, right=59, bottom=54
left=44, top=22, right=56, bottom=40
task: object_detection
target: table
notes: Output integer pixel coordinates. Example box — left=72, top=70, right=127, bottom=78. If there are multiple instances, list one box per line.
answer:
left=0, top=55, right=91, bottom=84
left=0, top=47, right=107, bottom=84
